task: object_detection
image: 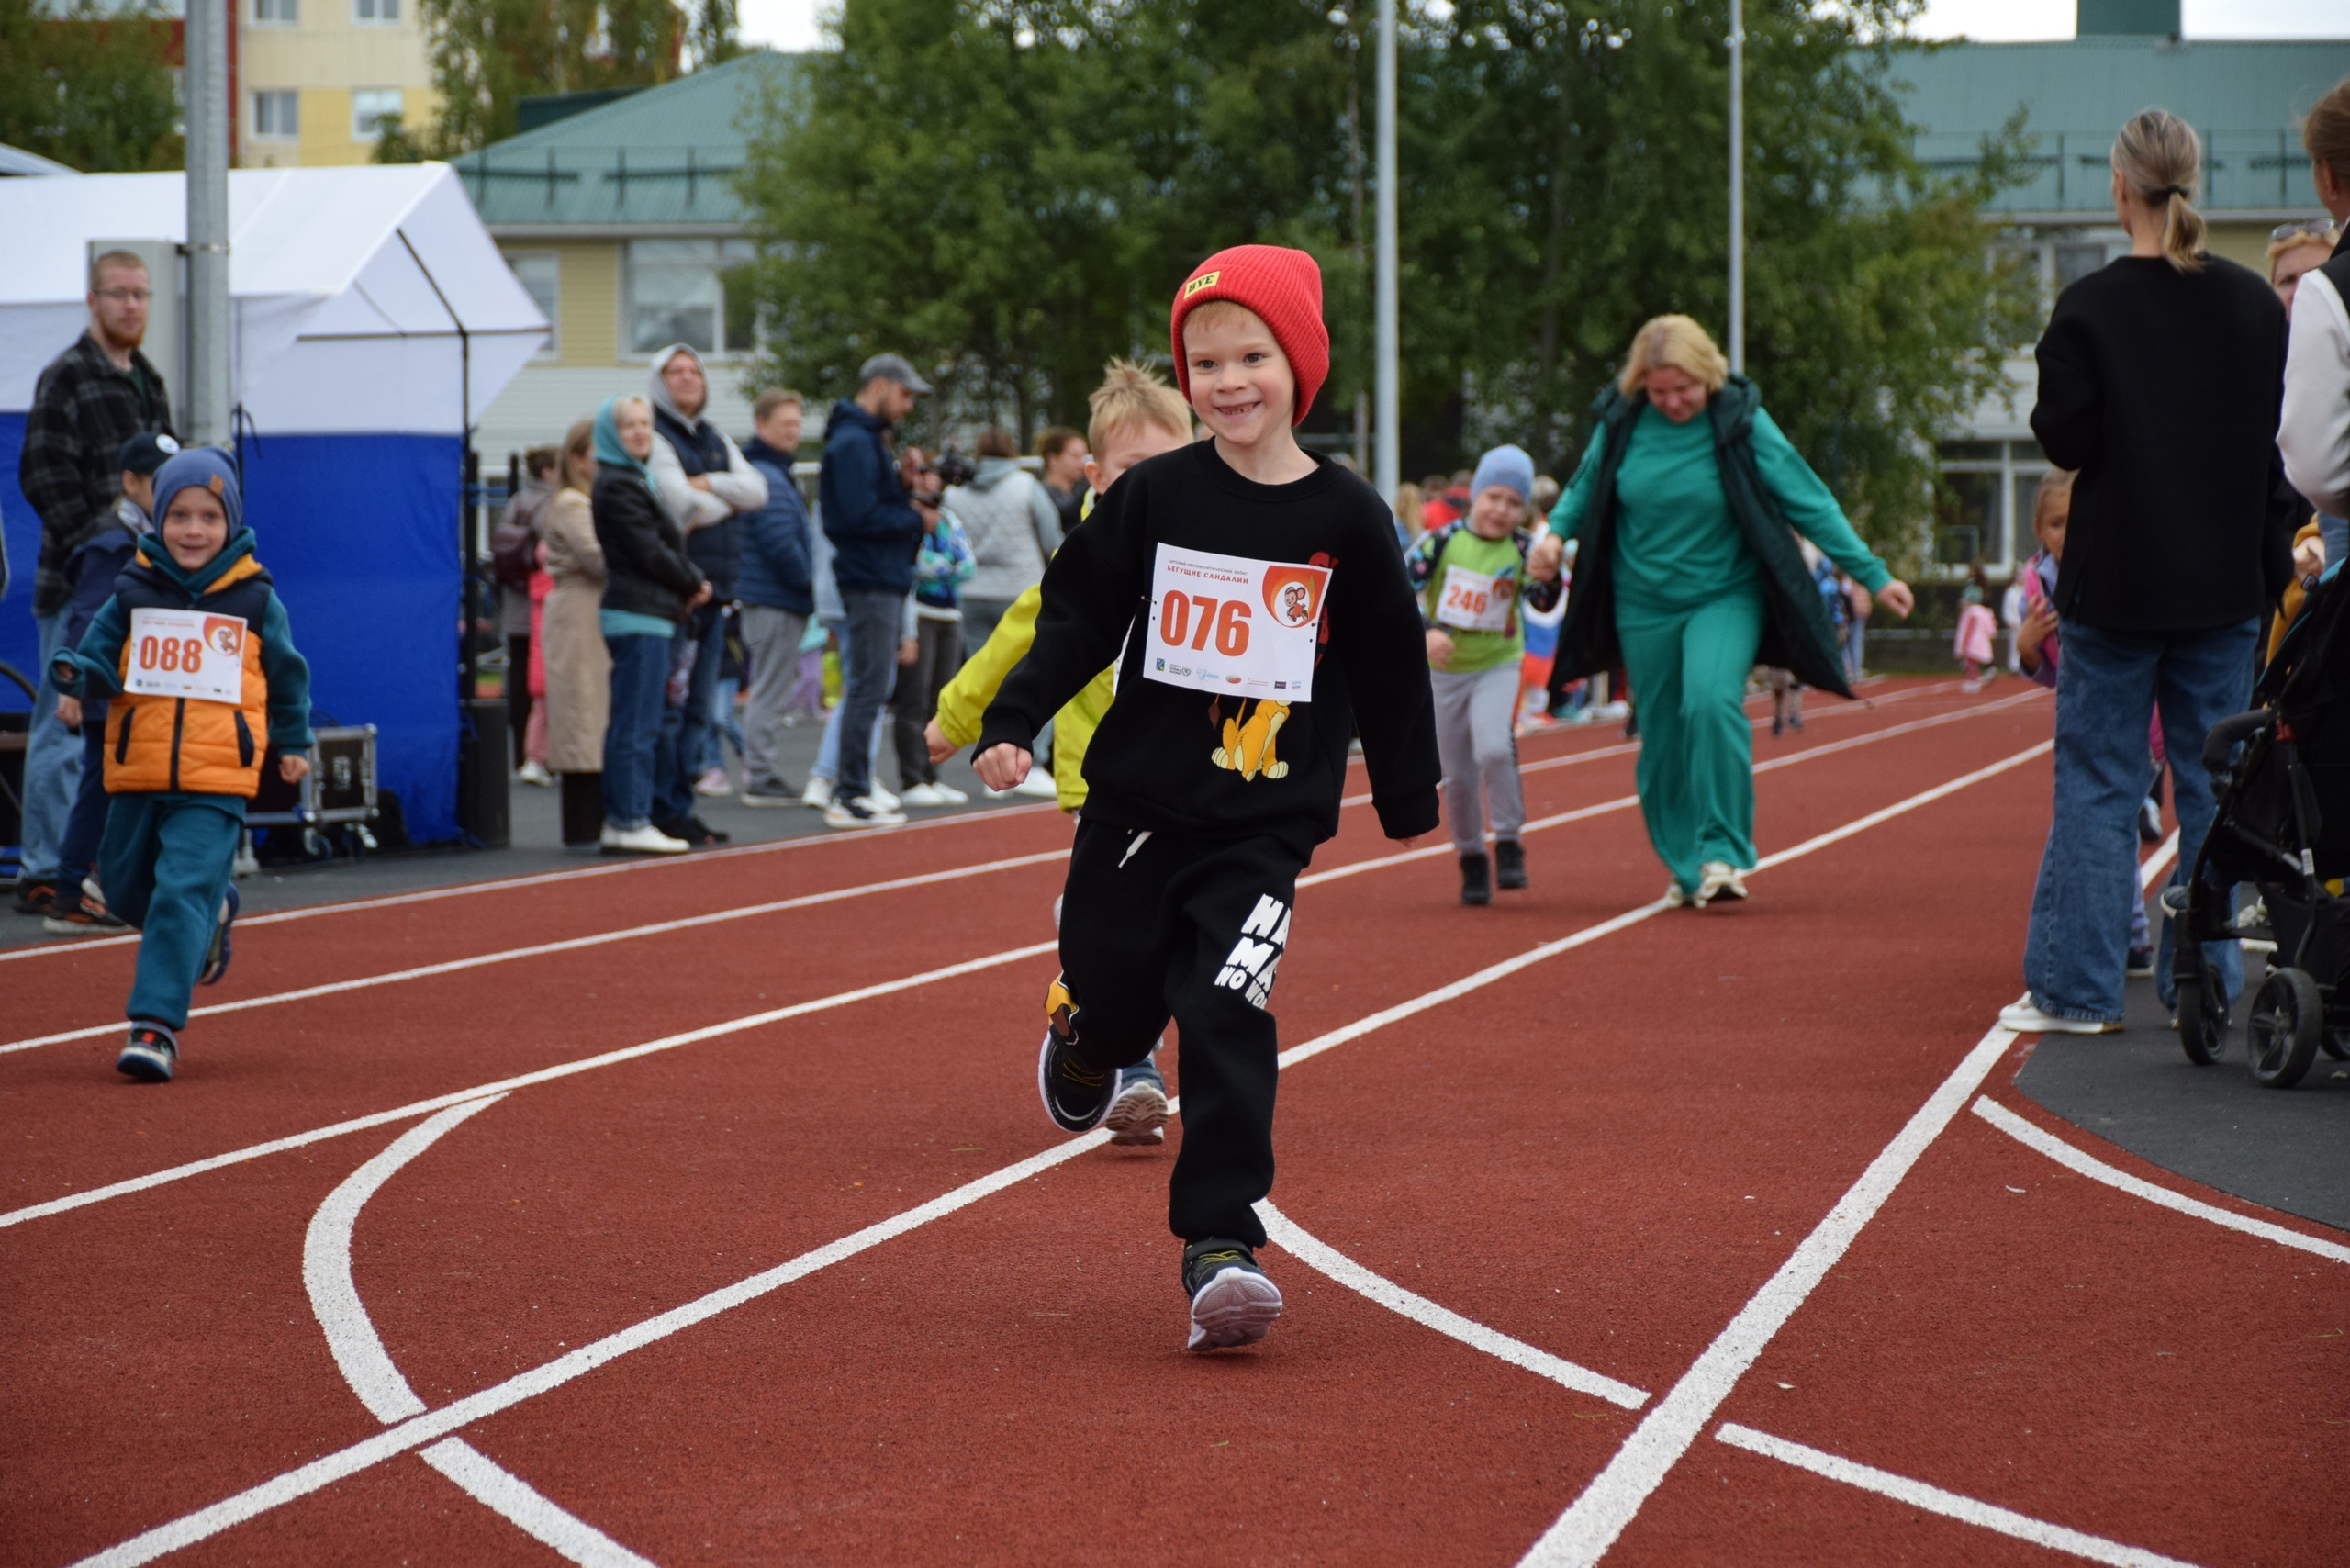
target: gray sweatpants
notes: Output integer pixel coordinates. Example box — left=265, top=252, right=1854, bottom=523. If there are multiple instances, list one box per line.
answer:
left=739, top=603, right=810, bottom=790
left=1433, top=662, right=1525, bottom=857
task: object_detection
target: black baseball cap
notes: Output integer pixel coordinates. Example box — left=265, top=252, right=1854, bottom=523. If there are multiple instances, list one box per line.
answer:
left=118, top=431, right=181, bottom=476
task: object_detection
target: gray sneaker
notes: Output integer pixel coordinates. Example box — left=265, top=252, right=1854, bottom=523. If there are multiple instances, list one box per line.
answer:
left=742, top=778, right=799, bottom=807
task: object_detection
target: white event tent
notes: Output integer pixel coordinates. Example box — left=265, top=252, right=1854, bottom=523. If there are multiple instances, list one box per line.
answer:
left=0, top=165, right=547, bottom=841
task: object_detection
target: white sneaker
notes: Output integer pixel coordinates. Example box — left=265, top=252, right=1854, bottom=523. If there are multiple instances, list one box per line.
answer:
left=1692, top=861, right=1748, bottom=906
left=1013, top=770, right=1058, bottom=799
left=929, top=783, right=969, bottom=804
left=516, top=759, right=554, bottom=787
left=800, top=776, right=834, bottom=809
left=601, top=823, right=690, bottom=855
left=823, top=796, right=908, bottom=829
left=867, top=783, right=901, bottom=812
left=1998, top=1000, right=2122, bottom=1035
left=898, top=782, right=954, bottom=808
left=694, top=767, right=733, bottom=797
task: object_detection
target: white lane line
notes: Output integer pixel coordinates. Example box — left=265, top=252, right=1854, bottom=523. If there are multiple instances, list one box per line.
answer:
left=66, top=741, right=2047, bottom=1567
left=0, top=940, right=1058, bottom=1232
left=2141, top=830, right=2179, bottom=890
left=1, top=850, right=1071, bottom=1055
left=1518, top=1024, right=2033, bottom=1564
left=0, top=800, right=1067, bottom=966
left=1256, top=1201, right=1649, bottom=1409
left=303, top=1096, right=656, bottom=1566
left=1714, top=1424, right=2204, bottom=1568
left=1970, top=1097, right=2350, bottom=1266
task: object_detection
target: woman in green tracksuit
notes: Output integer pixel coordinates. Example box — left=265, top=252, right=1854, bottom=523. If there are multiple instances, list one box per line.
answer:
left=1528, top=314, right=1914, bottom=906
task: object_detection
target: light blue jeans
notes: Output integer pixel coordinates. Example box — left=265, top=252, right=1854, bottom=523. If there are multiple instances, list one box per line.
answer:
left=2023, top=616, right=2257, bottom=1023
left=20, top=605, right=84, bottom=883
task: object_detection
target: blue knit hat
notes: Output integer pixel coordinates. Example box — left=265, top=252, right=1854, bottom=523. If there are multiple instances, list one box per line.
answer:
left=1470, top=443, right=1535, bottom=505
left=151, top=446, right=244, bottom=532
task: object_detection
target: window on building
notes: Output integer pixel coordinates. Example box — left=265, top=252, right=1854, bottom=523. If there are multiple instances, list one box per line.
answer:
left=1934, top=440, right=2055, bottom=576
left=252, top=0, right=297, bottom=24
left=252, top=91, right=299, bottom=140
left=624, top=239, right=757, bottom=356
left=353, top=0, right=399, bottom=20
left=507, top=253, right=560, bottom=361
left=352, top=89, right=403, bottom=140
left=2053, top=242, right=2108, bottom=293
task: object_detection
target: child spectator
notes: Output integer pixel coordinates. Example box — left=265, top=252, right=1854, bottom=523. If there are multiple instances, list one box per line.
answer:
left=1406, top=442, right=1560, bottom=904
left=1955, top=576, right=1999, bottom=690
left=928, top=358, right=1194, bottom=1142
left=893, top=482, right=975, bottom=807
left=517, top=540, right=554, bottom=786
left=973, top=245, right=1439, bottom=1351
left=50, top=448, right=312, bottom=1081
left=43, top=431, right=177, bottom=935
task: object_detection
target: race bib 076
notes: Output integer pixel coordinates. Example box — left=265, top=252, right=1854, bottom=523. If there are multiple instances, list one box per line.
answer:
left=1145, top=543, right=1330, bottom=701
left=125, top=606, right=247, bottom=704
left=1436, top=563, right=1515, bottom=633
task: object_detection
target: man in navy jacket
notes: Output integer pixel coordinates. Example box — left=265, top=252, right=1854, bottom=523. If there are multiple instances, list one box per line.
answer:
left=816, top=353, right=931, bottom=826
left=738, top=389, right=816, bottom=804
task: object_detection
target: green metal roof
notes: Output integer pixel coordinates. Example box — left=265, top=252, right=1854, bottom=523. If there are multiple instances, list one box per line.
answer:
left=453, top=51, right=800, bottom=228
left=1890, top=36, right=2350, bottom=215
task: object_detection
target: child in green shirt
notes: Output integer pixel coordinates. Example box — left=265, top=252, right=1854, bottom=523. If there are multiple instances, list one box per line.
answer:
left=1405, top=443, right=1560, bottom=905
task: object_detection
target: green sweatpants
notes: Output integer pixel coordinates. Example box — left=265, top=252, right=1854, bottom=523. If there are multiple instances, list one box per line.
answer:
left=98, top=792, right=243, bottom=1031
left=1616, top=589, right=1766, bottom=894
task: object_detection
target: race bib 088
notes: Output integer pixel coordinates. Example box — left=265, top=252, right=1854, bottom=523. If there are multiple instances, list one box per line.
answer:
left=125, top=606, right=247, bottom=704
left=1145, top=543, right=1330, bottom=701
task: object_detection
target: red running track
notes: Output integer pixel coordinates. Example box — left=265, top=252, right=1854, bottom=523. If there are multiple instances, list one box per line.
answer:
left=3, top=679, right=2342, bottom=1566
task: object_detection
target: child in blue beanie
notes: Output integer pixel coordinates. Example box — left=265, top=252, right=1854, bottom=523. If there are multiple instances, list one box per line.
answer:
left=1404, top=442, right=1559, bottom=904
left=51, top=447, right=313, bottom=1082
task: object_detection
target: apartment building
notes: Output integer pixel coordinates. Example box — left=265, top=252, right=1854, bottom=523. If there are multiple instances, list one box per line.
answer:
left=238, top=0, right=437, bottom=167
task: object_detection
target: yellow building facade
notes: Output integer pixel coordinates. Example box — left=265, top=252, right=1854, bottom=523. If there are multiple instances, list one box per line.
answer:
left=237, top=0, right=439, bottom=168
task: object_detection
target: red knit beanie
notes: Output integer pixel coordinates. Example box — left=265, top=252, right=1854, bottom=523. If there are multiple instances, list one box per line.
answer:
left=1169, top=244, right=1330, bottom=426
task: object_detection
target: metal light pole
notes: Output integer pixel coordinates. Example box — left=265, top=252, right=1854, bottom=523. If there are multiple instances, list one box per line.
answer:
left=1727, top=0, right=1745, bottom=375
left=1374, top=0, right=1400, bottom=506
left=184, top=0, right=232, bottom=444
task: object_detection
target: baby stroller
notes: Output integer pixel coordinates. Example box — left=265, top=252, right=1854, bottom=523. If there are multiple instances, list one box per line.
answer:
left=2175, top=568, right=2350, bottom=1087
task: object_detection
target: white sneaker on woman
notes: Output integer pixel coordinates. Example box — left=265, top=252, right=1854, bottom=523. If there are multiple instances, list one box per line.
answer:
left=1998, top=999, right=2122, bottom=1035
left=800, top=776, right=834, bottom=809
left=1013, top=770, right=1058, bottom=799
left=516, top=760, right=554, bottom=787
left=1693, top=861, right=1748, bottom=906
left=868, top=783, right=901, bottom=812
left=693, top=767, right=732, bottom=797
left=601, top=823, right=690, bottom=855
left=898, top=782, right=954, bottom=808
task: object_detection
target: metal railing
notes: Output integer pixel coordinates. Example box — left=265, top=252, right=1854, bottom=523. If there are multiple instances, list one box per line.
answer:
left=451, top=146, right=747, bottom=215
left=1911, top=127, right=2321, bottom=213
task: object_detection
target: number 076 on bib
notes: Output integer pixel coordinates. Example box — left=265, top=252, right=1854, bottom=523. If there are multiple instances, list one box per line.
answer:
left=1144, top=543, right=1330, bottom=701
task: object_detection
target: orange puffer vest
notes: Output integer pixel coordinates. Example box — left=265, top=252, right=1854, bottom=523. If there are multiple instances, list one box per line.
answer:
left=105, top=548, right=276, bottom=797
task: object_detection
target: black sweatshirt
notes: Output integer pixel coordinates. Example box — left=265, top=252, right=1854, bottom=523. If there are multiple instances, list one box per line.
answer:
left=979, top=440, right=1440, bottom=856
left=2031, top=254, right=2300, bottom=633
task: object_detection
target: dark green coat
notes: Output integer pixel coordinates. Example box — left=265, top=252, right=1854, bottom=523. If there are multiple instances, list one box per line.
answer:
left=1548, top=375, right=1856, bottom=702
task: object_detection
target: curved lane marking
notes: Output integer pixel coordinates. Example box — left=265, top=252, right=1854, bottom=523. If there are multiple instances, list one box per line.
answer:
left=1970, top=1097, right=2350, bottom=1266
left=1256, top=1201, right=1649, bottom=1409
left=305, top=1095, right=657, bottom=1566
left=1714, top=1424, right=2204, bottom=1568
left=62, top=741, right=2053, bottom=1566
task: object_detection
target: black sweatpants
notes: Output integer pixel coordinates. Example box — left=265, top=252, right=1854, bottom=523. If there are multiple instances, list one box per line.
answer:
left=1058, top=817, right=1307, bottom=1248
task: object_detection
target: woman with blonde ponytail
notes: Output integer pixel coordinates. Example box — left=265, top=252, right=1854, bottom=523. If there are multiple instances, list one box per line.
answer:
left=2006, top=108, right=2302, bottom=1037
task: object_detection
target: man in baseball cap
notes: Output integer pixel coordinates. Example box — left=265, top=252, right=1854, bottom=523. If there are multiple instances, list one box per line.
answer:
left=856, top=351, right=933, bottom=397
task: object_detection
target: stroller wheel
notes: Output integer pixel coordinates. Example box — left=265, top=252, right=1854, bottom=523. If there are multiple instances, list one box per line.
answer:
left=2323, top=1027, right=2350, bottom=1062
left=2245, top=968, right=2322, bottom=1089
left=2177, top=970, right=2229, bottom=1066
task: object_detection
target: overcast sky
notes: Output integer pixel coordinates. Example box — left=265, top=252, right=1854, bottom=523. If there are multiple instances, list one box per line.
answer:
left=734, top=0, right=2347, bottom=53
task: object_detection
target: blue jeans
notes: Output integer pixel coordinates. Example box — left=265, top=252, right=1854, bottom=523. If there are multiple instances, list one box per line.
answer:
left=56, top=702, right=111, bottom=887
left=655, top=605, right=725, bottom=825
left=834, top=588, right=902, bottom=801
left=602, top=631, right=671, bottom=831
left=2024, top=616, right=2257, bottom=1023
left=20, top=604, right=84, bottom=881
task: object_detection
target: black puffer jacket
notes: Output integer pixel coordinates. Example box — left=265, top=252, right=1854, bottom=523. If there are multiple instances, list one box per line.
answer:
left=593, top=468, right=704, bottom=623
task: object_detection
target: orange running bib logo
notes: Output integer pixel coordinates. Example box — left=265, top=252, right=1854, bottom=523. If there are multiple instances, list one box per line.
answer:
left=125, top=606, right=246, bottom=704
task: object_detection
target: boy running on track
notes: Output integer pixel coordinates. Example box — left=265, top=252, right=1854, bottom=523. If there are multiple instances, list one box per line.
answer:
left=926, top=358, right=1193, bottom=1145
left=1406, top=442, right=1561, bottom=906
left=971, top=244, right=1440, bottom=1351
left=50, top=448, right=312, bottom=1082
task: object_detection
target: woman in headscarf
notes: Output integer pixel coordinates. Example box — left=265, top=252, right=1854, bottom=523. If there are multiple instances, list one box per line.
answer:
left=590, top=395, right=708, bottom=855
left=1528, top=315, right=1913, bottom=907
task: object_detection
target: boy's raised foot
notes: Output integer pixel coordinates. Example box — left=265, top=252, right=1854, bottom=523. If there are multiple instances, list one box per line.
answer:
left=117, top=1023, right=178, bottom=1082
left=1494, top=838, right=1528, bottom=890
left=1037, top=976, right=1120, bottom=1132
left=197, top=885, right=240, bottom=986
left=1182, top=1238, right=1283, bottom=1352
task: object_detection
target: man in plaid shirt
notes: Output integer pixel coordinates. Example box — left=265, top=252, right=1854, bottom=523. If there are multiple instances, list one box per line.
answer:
left=14, top=250, right=174, bottom=916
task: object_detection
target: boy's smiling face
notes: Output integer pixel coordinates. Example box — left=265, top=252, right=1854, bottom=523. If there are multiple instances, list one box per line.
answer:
left=161, top=486, right=230, bottom=571
left=1182, top=303, right=1294, bottom=450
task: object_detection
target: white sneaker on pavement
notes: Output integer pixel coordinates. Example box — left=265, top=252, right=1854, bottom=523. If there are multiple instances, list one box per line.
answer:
left=800, top=776, right=834, bottom=809
left=694, top=767, right=733, bottom=797
left=516, top=760, right=554, bottom=787
left=898, top=782, right=954, bottom=808
left=601, top=823, right=691, bottom=855
left=823, top=796, right=908, bottom=829
left=930, top=782, right=969, bottom=804
left=1998, top=1000, right=2122, bottom=1035
left=1013, top=770, right=1058, bottom=799
left=868, top=783, right=901, bottom=812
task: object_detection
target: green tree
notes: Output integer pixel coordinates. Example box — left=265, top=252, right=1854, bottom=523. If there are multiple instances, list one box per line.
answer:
left=416, top=0, right=711, bottom=154
left=0, top=0, right=181, bottom=172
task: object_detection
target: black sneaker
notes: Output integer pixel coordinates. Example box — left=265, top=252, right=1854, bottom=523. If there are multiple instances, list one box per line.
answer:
left=1181, top=1238, right=1283, bottom=1351
left=1036, top=975, right=1120, bottom=1133
left=741, top=778, right=799, bottom=808
left=12, top=879, right=59, bottom=917
left=655, top=815, right=731, bottom=846
left=1460, top=852, right=1492, bottom=906
left=1494, top=839, right=1528, bottom=890
left=197, top=885, right=240, bottom=986
left=2126, top=945, right=2156, bottom=977
left=117, top=1022, right=178, bottom=1082
left=42, top=894, right=129, bottom=936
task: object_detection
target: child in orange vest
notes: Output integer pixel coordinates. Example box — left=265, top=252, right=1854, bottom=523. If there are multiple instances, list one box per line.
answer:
left=51, top=448, right=312, bottom=1082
